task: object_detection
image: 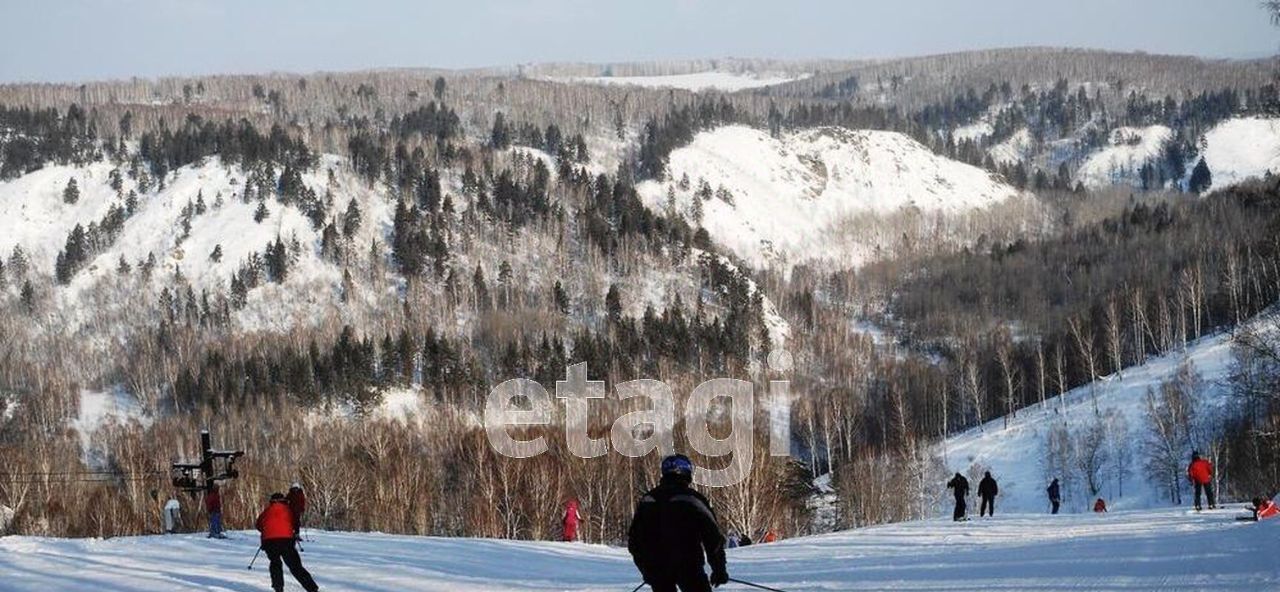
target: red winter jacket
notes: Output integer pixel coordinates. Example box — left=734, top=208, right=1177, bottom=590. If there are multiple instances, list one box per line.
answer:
left=204, top=489, right=222, bottom=513
left=256, top=500, right=296, bottom=541
left=562, top=499, right=581, bottom=542
left=1257, top=500, right=1279, bottom=520
left=1187, top=458, right=1213, bottom=485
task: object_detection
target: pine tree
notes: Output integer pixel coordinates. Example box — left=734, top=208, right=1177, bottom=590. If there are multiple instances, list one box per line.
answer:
left=254, top=201, right=270, bottom=223
left=606, top=284, right=623, bottom=325
left=210, top=244, right=223, bottom=263
left=20, top=280, right=35, bottom=313
left=1189, top=158, right=1212, bottom=194
left=63, top=178, right=80, bottom=204
left=343, top=199, right=362, bottom=237
left=553, top=280, right=570, bottom=314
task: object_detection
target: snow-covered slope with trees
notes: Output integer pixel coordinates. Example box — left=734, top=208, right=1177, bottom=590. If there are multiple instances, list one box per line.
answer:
left=943, top=322, right=1251, bottom=515
left=1201, top=117, right=1280, bottom=190
left=556, top=71, right=806, bottom=92
left=637, top=125, right=1025, bottom=268
left=1077, top=125, right=1174, bottom=189
left=1, top=507, right=1275, bottom=591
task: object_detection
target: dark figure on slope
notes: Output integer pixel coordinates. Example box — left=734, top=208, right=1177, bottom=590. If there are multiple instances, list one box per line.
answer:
left=1047, top=478, right=1061, bottom=515
left=628, top=454, right=728, bottom=591
left=286, top=483, right=307, bottom=539
left=946, top=473, right=969, bottom=521
left=978, top=472, right=999, bottom=517
left=1187, top=452, right=1216, bottom=511
left=256, top=493, right=319, bottom=592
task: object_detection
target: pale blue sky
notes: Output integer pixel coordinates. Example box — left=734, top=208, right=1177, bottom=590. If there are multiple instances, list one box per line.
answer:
left=0, top=0, right=1276, bottom=83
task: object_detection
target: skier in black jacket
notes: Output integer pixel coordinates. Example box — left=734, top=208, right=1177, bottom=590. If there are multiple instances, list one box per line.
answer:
left=946, top=472, right=969, bottom=521
left=978, top=471, right=999, bottom=517
left=628, top=454, right=728, bottom=592
left=1046, top=478, right=1061, bottom=514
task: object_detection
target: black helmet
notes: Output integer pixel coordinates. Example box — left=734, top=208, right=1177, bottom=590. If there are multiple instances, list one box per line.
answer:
left=270, top=492, right=285, bottom=501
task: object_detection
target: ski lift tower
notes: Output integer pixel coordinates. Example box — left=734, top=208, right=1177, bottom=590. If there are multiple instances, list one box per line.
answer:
left=171, top=429, right=244, bottom=493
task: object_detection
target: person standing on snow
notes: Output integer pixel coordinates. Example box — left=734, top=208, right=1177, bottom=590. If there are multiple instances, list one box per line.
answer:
left=562, top=498, right=582, bottom=542
left=285, top=483, right=307, bottom=539
left=204, top=483, right=226, bottom=539
left=947, top=472, right=970, bottom=521
left=256, top=492, right=319, bottom=592
left=628, top=454, right=728, bottom=591
left=978, top=472, right=999, bottom=517
left=1187, top=452, right=1216, bottom=511
left=1047, top=478, right=1061, bottom=515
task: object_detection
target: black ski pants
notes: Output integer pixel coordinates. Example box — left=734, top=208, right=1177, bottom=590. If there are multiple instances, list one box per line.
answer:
left=1193, top=481, right=1216, bottom=509
left=262, top=538, right=318, bottom=592
left=647, top=568, right=712, bottom=592
left=953, top=496, right=967, bottom=521
left=980, top=495, right=995, bottom=517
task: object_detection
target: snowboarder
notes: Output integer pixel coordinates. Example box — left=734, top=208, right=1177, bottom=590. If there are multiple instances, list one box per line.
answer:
left=256, top=492, right=319, bottom=592
left=978, top=472, right=998, bottom=517
left=1047, top=478, right=1061, bottom=515
left=1187, top=452, right=1216, bottom=511
left=947, top=472, right=969, bottom=521
left=726, top=532, right=740, bottom=549
left=1093, top=498, right=1108, bottom=513
left=562, top=498, right=582, bottom=542
left=205, top=483, right=226, bottom=539
left=628, top=454, right=728, bottom=591
left=1250, top=497, right=1278, bottom=521
left=286, top=483, right=307, bottom=539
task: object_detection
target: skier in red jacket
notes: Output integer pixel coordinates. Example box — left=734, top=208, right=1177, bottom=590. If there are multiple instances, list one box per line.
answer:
left=256, top=493, right=319, bottom=592
left=1251, top=497, right=1279, bottom=521
left=1187, top=452, right=1216, bottom=511
left=562, top=498, right=582, bottom=542
left=204, top=484, right=225, bottom=539
left=286, top=483, right=307, bottom=539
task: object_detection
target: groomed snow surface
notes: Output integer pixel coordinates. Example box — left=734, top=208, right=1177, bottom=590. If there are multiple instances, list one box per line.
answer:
left=1, top=507, right=1274, bottom=591
left=1202, top=117, right=1280, bottom=191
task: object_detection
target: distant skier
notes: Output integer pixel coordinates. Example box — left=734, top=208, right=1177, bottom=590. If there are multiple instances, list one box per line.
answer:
left=726, top=532, right=740, bottom=549
left=286, top=483, right=307, bottom=539
left=1093, top=498, right=1108, bottom=513
left=204, top=484, right=225, bottom=539
left=628, top=454, right=728, bottom=591
left=163, top=498, right=182, bottom=534
left=1046, top=478, right=1061, bottom=515
left=1250, top=497, right=1278, bottom=521
left=1187, top=452, right=1216, bottom=511
left=947, top=472, right=970, bottom=521
left=978, top=472, right=998, bottom=517
left=562, top=498, right=582, bottom=542
left=762, top=530, right=777, bottom=543
left=256, top=492, right=319, bottom=592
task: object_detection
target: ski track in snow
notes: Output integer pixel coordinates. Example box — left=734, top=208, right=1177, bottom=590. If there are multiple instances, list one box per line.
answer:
left=0, top=508, right=1275, bottom=591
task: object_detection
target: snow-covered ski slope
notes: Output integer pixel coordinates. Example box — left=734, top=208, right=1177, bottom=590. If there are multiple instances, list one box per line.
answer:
left=1, top=507, right=1275, bottom=591
left=637, top=125, right=1023, bottom=268
left=944, top=322, right=1250, bottom=514
left=553, top=71, right=805, bottom=92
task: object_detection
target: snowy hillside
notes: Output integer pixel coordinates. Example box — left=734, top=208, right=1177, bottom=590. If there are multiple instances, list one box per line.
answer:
left=1201, top=117, right=1280, bottom=190
left=637, top=126, right=1025, bottom=268
left=1, top=507, right=1275, bottom=591
left=554, top=71, right=806, bottom=92
left=943, top=321, right=1255, bottom=514
left=1077, top=125, right=1174, bottom=189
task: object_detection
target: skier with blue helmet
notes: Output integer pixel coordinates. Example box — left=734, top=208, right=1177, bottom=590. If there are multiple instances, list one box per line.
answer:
left=627, top=454, right=728, bottom=591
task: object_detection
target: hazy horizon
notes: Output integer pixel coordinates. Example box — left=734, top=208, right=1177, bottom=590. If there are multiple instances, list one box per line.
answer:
left=0, top=0, right=1276, bottom=84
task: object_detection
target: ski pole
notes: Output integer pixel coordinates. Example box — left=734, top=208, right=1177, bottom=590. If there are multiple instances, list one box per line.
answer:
left=732, top=579, right=788, bottom=592
left=247, top=546, right=262, bottom=570
left=628, top=583, right=646, bottom=592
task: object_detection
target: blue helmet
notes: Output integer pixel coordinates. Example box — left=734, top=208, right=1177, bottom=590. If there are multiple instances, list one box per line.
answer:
left=661, top=454, right=694, bottom=477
